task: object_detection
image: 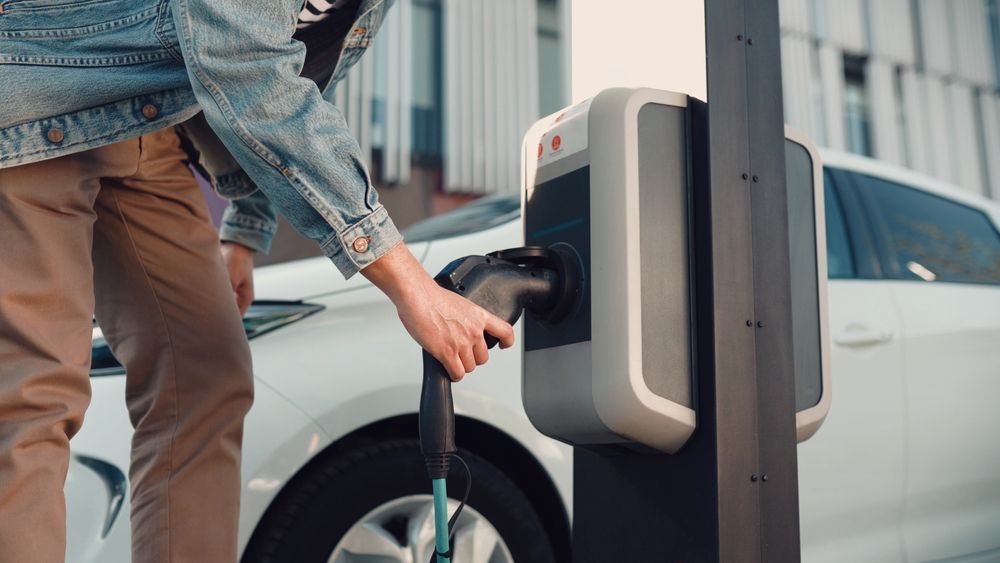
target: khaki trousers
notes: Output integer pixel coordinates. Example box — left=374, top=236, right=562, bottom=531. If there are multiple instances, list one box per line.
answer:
left=0, top=128, right=254, bottom=562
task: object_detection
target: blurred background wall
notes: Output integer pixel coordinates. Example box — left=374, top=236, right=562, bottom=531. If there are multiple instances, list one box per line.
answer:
left=780, top=0, right=1000, bottom=199
left=197, top=0, right=1000, bottom=266
left=201, top=0, right=567, bottom=265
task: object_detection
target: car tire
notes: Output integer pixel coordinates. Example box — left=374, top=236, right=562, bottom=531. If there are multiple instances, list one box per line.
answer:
left=241, top=439, right=557, bottom=563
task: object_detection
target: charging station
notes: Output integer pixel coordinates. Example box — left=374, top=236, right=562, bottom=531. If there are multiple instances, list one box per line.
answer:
left=420, top=87, right=830, bottom=562
left=522, top=89, right=697, bottom=454
left=418, top=1, right=827, bottom=560
left=517, top=89, right=830, bottom=453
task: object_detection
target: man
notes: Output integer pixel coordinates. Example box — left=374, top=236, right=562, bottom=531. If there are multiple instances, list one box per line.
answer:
left=176, top=0, right=373, bottom=317
left=0, top=1, right=513, bottom=562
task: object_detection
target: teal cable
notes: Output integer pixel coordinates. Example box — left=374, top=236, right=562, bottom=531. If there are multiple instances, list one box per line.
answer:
left=432, top=478, right=451, bottom=563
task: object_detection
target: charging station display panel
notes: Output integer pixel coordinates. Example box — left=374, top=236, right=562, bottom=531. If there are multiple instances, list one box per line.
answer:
left=784, top=127, right=831, bottom=442
left=524, top=166, right=592, bottom=350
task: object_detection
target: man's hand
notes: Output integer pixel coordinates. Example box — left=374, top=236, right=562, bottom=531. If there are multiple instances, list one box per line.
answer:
left=220, top=241, right=255, bottom=316
left=362, top=243, right=515, bottom=381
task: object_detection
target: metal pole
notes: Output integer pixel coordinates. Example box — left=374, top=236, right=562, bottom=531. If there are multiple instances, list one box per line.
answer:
left=571, top=0, right=798, bottom=560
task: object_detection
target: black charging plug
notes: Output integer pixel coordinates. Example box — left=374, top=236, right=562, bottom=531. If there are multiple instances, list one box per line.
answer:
left=418, top=246, right=582, bottom=477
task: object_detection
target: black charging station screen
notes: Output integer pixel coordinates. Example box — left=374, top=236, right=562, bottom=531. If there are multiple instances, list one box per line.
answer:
left=524, top=165, right=592, bottom=351
left=785, top=141, right=824, bottom=411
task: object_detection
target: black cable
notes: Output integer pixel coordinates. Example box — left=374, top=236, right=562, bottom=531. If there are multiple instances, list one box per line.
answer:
left=448, top=454, right=472, bottom=538
left=430, top=453, right=473, bottom=563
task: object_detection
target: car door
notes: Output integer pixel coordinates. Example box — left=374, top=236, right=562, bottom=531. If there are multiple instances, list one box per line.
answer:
left=798, top=169, right=907, bottom=563
left=850, top=172, right=1000, bottom=562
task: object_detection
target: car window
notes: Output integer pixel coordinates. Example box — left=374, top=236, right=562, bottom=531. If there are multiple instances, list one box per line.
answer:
left=823, top=170, right=855, bottom=279
left=857, top=173, right=1000, bottom=284
left=401, top=194, right=521, bottom=243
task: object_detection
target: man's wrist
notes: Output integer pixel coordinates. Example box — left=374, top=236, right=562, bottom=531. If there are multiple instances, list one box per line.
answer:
left=360, top=243, right=432, bottom=305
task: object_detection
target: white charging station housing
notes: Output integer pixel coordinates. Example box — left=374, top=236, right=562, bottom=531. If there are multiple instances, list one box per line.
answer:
left=521, top=88, right=697, bottom=454
left=520, top=88, right=831, bottom=453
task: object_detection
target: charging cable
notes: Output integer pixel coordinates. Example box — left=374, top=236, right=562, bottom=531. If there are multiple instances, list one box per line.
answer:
left=418, top=247, right=582, bottom=562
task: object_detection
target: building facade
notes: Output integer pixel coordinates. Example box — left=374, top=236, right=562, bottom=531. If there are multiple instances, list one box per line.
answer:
left=242, top=0, right=1000, bottom=264
left=780, top=0, right=1000, bottom=199
left=247, top=0, right=566, bottom=264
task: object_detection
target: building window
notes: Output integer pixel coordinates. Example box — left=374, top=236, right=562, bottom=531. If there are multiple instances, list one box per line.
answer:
left=370, top=0, right=443, bottom=162
left=537, top=0, right=565, bottom=115
left=988, top=0, right=1000, bottom=89
left=843, top=54, right=873, bottom=157
left=810, top=43, right=827, bottom=146
left=860, top=0, right=874, bottom=52
left=412, top=0, right=443, bottom=158
left=811, top=0, right=827, bottom=40
left=910, top=0, right=926, bottom=71
left=893, top=65, right=911, bottom=166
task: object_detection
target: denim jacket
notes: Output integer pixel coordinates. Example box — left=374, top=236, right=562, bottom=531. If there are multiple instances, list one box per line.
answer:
left=0, top=0, right=399, bottom=278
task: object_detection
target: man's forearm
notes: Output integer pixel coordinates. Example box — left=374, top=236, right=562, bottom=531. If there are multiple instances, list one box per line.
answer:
left=359, top=242, right=428, bottom=305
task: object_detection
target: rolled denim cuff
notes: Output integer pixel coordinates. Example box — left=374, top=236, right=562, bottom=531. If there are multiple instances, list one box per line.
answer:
left=321, top=205, right=404, bottom=279
left=219, top=223, right=273, bottom=254
left=219, top=200, right=277, bottom=254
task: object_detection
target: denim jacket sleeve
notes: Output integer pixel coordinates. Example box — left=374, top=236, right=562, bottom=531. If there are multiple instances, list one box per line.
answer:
left=171, top=0, right=401, bottom=278
left=219, top=190, right=278, bottom=253
left=175, top=113, right=278, bottom=253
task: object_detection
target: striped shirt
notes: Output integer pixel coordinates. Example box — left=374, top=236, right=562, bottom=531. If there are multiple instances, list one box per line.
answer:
left=297, top=0, right=350, bottom=30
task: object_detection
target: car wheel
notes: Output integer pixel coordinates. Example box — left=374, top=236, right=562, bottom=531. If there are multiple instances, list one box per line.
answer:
left=242, top=439, right=557, bottom=563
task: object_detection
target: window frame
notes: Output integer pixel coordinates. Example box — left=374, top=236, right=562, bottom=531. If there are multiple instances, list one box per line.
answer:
left=825, top=167, right=882, bottom=279
left=821, top=168, right=859, bottom=280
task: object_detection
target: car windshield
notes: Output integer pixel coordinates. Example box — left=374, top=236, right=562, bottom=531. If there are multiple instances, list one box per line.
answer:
left=401, top=194, right=521, bottom=243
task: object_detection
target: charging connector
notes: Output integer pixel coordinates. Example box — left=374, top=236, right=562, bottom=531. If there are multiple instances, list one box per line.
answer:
left=418, top=245, right=582, bottom=562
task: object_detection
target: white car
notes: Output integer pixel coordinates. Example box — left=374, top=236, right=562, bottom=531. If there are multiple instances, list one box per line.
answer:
left=67, top=150, right=1000, bottom=562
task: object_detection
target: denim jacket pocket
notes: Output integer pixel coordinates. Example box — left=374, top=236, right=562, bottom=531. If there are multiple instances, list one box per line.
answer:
left=0, top=0, right=171, bottom=66
left=328, top=0, right=386, bottom=85
left=153, top=0, right=184, bottom=63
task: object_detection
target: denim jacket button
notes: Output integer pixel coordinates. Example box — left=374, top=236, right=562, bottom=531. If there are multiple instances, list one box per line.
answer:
left=46, top=128, right=64, bottom=144
left=142, top=104, right=159, bottom=120
left=351, top=236, right=370, bottom=253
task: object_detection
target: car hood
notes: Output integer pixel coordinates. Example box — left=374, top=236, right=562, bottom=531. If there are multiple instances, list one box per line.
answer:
left=252, top=215, right=521, bottom=302
left=253, top=241, right=431, bottom=301
left=418, top=220, right=523, bottom=277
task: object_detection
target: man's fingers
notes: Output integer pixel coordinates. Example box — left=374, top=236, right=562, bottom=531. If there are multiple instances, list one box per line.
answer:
left=473, top=338, right=489, bottom=366
left=444, top=355, right=465, bottom=382
left=233, top=283, right=253, bottom=316
left=238, top=296, right=251, bottom=316
left=483, top=313, right=515, bottom=349
left=459, top=347, right=476, bottom=375
left=241, top=288, right=253, bottom=314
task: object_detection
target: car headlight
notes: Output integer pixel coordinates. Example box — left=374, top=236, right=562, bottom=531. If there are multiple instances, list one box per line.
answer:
left=241, top=300, right=325, bottom=340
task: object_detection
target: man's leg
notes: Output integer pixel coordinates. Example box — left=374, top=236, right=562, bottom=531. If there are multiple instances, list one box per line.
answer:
left=91, top=128, right=254, bottom=562
left=0, top=144, right=135, bottom=563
